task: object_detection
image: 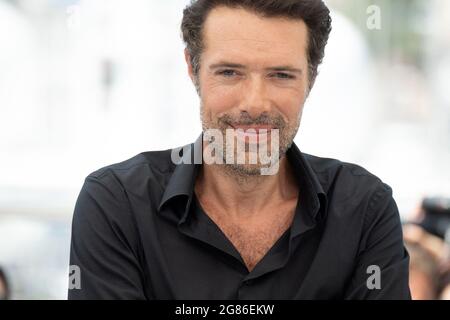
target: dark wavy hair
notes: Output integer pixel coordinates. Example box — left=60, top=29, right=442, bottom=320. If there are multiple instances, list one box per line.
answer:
left=181, top=0, right=332, bottom=90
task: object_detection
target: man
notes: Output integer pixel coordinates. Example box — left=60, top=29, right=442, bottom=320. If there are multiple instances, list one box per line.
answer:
left=68, top=0, right=411, bottom=299
left=0, top=267, right=10, bottom=300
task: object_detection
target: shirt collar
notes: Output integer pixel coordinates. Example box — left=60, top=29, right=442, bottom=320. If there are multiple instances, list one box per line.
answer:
left=158, top=133, right=328, bottom=226
left=157, top=134, right=202, bottom=217
left=286, top=142, right=328, bottom=238
left=287, top=141, right=327, bottom=221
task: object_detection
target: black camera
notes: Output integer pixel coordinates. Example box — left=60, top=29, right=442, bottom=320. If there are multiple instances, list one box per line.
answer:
left=419, top=197, right=450, bottom=240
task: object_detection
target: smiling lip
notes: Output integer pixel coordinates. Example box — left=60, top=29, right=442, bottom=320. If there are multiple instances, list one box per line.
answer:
left=229, top=124, right=276, bottom=134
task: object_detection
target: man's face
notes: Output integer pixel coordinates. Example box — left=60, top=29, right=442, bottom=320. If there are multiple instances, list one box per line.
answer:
left=187, top=6, right=310, bottom=175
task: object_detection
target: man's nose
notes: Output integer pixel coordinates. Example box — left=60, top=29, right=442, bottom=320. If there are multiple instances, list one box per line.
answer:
left=238, top=76, right=271, bottom=117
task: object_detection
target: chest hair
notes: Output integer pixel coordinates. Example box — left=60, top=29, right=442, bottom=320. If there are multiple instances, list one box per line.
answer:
left=210, top=211, right=295, bottom=272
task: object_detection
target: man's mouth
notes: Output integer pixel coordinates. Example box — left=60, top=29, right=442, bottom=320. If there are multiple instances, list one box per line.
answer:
left=226, top=123, right=277, bottom=145
left=228, top=124, right=276, bottom=134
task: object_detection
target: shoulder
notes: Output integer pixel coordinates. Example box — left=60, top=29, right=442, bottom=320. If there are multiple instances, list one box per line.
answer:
left=303, top=153, right=399, bottom=233
left=88, top=149, right=175, bottom=181
left=74, top=148, right=177, bottom=227
left=303, top=153, right=395, bottom=228
left=303, top=153, right=390, bottom=197
left=77, top=149, right=176, bottom=213
left=84, top=149, right=176, bottom=193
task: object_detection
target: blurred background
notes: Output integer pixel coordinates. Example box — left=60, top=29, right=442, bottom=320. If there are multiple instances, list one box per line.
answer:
left=0, top=0, right=449, bottom=299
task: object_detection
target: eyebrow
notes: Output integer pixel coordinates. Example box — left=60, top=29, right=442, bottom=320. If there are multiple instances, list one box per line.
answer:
left=209, top=62, right=303, bottom=74
left=209, top=62, right=246, bottom=69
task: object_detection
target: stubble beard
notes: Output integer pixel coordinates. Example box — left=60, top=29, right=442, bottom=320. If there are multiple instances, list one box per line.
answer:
left=200, top=103, right=301, bottom=179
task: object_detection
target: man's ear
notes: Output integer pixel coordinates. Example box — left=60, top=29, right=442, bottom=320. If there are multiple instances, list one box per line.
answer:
left=184, top=48, right=195, bottom=82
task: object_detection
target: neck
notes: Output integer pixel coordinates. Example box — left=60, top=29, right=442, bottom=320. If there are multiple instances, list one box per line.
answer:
left=194, top=154, right=298, bottom=221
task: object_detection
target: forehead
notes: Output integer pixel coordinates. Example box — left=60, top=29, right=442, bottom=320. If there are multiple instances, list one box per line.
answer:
left=202, top=6, right=308, bottom=65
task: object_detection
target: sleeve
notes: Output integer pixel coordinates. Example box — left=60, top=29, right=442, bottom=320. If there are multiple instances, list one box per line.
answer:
left=68, top=175, right=147, bottom=300
left=343, top=183, right=411, bottom=300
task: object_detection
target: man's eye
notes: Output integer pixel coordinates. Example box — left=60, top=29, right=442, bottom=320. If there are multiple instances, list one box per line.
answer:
left=218, top=70, right=238, bottom=77
left=271, top=72, right=295, bottom=80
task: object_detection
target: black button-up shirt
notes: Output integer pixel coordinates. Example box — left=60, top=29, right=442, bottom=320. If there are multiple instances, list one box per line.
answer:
left=68, top=134, right=411, bottom=300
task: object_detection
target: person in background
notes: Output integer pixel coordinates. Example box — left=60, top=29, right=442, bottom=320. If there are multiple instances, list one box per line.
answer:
left=404, top=239, right=440, bottom=299
left=403, top=222, right=450, bottom=300
left=0, top=267, right=10, bottom=300
left=439, top=268, right=450, bottom=300
left=403, top=197, right=450, bottom=300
